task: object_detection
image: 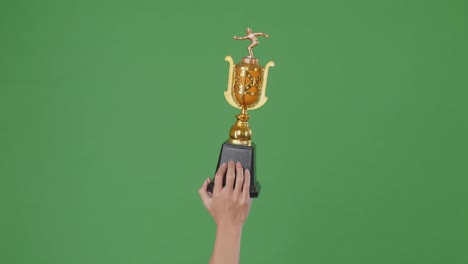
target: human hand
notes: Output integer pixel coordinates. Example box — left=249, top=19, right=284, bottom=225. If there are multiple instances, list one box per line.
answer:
left=264, top=34, right=270, bottom=38
left=233, top=36, right=239, bottom=40
left=199, top=161, right=252, bottom=229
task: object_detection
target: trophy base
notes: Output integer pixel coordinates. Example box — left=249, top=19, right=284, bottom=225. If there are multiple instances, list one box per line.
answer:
left=207, top=142, right=261, bottom=198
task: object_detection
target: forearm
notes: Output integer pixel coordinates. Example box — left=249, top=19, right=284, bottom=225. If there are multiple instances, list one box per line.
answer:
left=209, top=224, right=243, bottom=264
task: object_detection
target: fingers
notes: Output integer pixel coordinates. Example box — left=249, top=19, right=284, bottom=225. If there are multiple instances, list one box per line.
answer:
left=243, top=169, right=251, bottom=199
left=214, top=163, right=227, bottom=193
left=234, top=162, right=244, bottom=195
left=198, top=178, right=211, bottom=206
left=225, top=161, right=236, bottom=192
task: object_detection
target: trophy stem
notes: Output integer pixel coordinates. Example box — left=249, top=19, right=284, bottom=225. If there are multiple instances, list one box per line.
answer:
left=240, top=107, right=248, bottom=118
left=228, top=107, right=252, bottom=146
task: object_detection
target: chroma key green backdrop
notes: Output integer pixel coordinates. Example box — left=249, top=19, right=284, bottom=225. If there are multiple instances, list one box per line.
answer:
left=1, top=0, right=467, bottom=263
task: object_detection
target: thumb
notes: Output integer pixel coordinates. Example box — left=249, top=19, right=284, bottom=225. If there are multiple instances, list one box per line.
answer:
left=198, top=178, right=212, bottom=206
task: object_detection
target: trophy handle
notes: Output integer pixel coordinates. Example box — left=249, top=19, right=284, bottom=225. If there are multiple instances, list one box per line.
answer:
left=250, top=61, right=275, bottom=110
left=224, top=56, right=241, bottom=109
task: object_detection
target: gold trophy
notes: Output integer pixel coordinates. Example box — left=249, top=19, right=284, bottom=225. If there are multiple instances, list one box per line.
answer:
left=207, top=28, right=275, bottom=198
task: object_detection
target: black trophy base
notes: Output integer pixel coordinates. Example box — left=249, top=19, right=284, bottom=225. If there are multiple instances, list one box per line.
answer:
left=207, top=142, right=261, bottom=198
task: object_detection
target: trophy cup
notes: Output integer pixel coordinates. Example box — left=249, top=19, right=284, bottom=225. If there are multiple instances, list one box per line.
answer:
left=207, top=28, right=275, bottom=198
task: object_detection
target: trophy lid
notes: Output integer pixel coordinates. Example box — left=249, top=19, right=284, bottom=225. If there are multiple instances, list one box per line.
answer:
left=240, top=57, right=259, bottom=65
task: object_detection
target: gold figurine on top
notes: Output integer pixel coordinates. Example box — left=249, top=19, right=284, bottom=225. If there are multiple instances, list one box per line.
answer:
left=233, top=28, right=270, bottom=58
left=224, top=28, right=275, bottom=146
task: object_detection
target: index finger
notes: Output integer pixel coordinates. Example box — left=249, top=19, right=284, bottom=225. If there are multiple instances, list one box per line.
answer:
left=214, top=163, right=227, bottom=193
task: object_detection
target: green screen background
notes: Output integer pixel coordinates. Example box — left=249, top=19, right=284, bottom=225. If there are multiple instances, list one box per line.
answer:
left=1, top=0, right=467, bottom=263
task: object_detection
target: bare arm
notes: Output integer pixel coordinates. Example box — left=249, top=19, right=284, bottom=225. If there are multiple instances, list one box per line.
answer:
left=199, top=161, right=252, bottom=264
left=255, top=33, right=270, bottom=38
left=210, top=224, right=242, bottom=264
left=234, top=35, right=249, bottom=40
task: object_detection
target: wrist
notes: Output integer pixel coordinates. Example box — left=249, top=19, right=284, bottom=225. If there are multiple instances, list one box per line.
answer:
left=216, top=223, right=243, bottom=236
